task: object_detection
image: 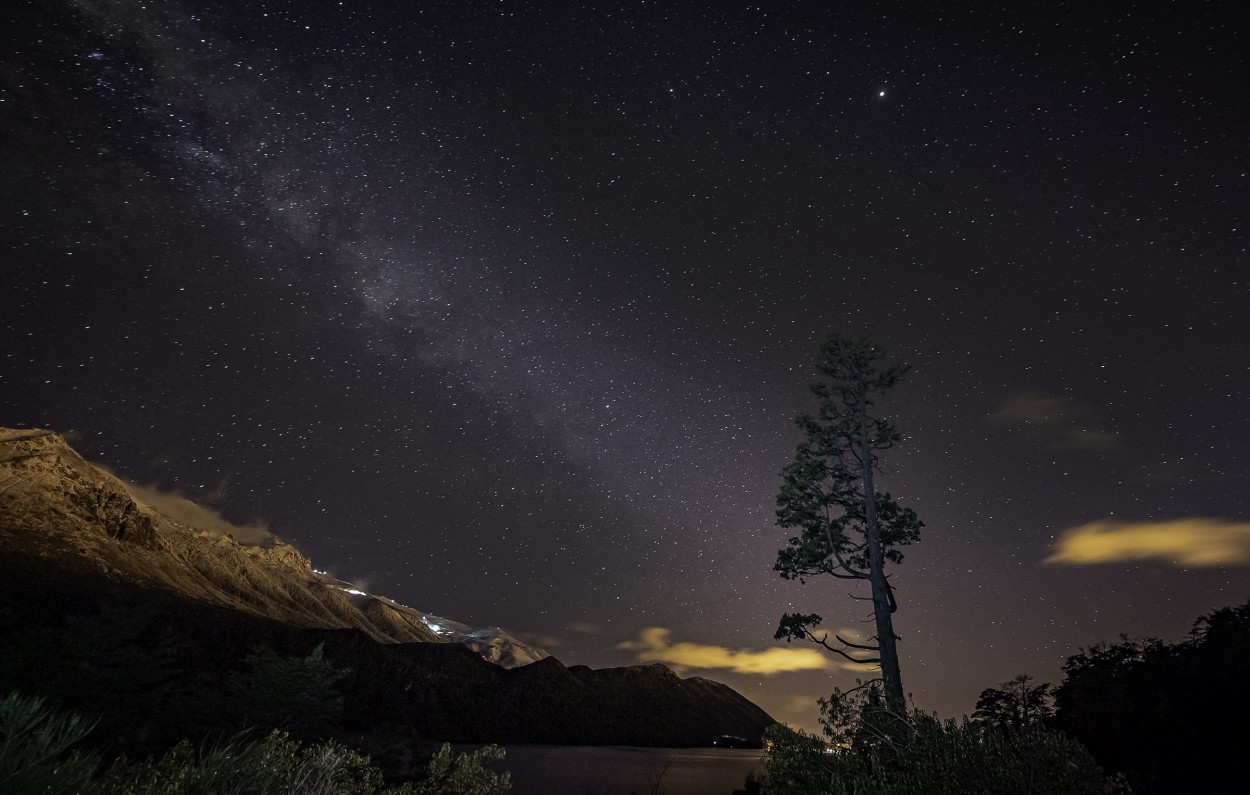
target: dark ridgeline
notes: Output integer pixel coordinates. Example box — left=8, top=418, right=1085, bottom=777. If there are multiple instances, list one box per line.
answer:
left=339, top=642, right=774, bottom=746
left=0, top=428, right=773, bottom=752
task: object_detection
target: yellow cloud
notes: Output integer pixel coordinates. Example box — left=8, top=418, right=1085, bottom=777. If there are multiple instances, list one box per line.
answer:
left=1046, top=518, right=1250, bottom=567
left=618, top=627, right=837, bottom=675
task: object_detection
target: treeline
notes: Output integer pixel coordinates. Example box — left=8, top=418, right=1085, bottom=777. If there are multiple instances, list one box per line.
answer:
left=1054, top=601, right=1250, bottom=794
left=0, top=597, right=367, bottom=754
left=761, top=600, right=1250, bottom=794
left=0, top=598, right=512, bottom=794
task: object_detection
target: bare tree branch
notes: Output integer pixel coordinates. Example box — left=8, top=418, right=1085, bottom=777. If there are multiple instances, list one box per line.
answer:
left=835, top=634, right=879, bottom=651
left=807, top=629, right=881, bottom=664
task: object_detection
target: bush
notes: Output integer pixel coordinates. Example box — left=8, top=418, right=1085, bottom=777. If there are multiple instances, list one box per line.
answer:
left=98, top=732, right=510, bottom=795
left=99, top=731, right=387, bottom=795
left=0, top=692, right=509, bottom=795
left=762, top=686, right=1118, bottom=794
left=0, top=691, right=99, bottom=795
left=410, top=743, right=510, bottom=795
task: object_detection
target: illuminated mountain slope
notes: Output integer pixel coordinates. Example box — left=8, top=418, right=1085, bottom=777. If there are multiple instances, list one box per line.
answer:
left=0, top=427, right=545, bottom=666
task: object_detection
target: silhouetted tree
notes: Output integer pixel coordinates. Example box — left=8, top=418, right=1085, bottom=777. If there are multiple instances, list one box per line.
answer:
left=972, top=674, right=1053, bottom=731
left=224, top=643, right=348, bottom=739
left=1054, top=601, right=1250, bottom=794
left=774, top=334, right=923, bottom=710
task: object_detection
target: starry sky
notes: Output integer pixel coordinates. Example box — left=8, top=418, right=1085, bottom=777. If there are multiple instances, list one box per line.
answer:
left=3, top=0, right=1247, bottom=732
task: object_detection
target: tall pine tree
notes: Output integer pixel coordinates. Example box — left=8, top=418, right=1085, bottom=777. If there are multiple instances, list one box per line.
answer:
left=774, top=333, right=922, bottom=709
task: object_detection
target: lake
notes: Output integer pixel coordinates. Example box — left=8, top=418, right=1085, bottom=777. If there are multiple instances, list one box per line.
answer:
left=471, top=745, right=765, bottom=795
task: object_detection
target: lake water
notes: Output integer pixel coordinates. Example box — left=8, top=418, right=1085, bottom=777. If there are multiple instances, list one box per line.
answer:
left=475, top=745, right=765, bottom=795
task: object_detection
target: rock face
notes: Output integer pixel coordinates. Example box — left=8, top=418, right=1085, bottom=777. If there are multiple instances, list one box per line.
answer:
left=0, top=427, right=776, bottom=747
left=0, top=427, right=543, bottom=663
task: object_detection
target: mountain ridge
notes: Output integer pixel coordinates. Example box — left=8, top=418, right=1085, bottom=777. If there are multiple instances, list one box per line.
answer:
left=0, top=426, right=776, bottom=747
left=0, top=426, right=544, bottom=665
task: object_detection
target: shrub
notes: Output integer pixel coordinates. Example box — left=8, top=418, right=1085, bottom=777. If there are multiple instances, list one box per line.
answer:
left=99, top=731, right=511, bottom=795
left=409, top=743, right=510, bottom=795
left=98, top=731, right=385, bottom=795
left=762, top=686, right=1118, bottom=794
left=0, top=691, right=99, bottom=795
left=0, top=692, right=510, bottom=795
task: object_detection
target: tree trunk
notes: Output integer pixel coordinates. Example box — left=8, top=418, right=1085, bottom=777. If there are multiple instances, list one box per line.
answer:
left=858, top=402, right=905, bottom=710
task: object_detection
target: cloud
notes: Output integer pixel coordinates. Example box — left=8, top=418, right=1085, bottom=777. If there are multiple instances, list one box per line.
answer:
left=514, top=630, right=565, bottom=649
left=1046, top=518, right=1250, bottom=567
left=989, top=392, right=1120, bottom=452
left=618, top=627, right=841, bottom=675
left=101, top=470, right=274, bottom=546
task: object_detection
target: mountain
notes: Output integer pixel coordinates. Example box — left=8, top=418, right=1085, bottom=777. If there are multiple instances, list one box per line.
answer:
left=0, top=427, right=546, bottom=667
left=0, top=427, right=774, bottom=747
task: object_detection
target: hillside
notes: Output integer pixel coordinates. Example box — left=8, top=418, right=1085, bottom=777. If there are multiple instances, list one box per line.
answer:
left=0, top=427, right=775, bottom=747
left=0, top=427, right=543, bottom=664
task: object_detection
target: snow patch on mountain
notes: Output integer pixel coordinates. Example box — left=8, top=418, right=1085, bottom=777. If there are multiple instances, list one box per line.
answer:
left=312, top=570, right=549, bottom=668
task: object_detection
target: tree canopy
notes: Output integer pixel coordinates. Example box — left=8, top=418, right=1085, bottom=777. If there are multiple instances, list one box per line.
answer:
left=1054, top=601, right=1250, bottom=794
left=774, top=333, right=922, bottom=709
left=972, top=674, right=1053, bottom=731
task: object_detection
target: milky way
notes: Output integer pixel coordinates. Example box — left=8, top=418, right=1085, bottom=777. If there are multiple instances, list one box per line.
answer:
left=3, top=0, right=1247, bottom=729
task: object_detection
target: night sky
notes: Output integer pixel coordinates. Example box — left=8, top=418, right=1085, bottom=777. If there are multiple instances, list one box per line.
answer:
left=3, top=0, right=1247, bottom=731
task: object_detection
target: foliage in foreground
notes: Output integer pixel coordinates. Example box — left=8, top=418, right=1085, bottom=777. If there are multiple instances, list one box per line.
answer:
left=0, top=691, right=510, bottom=795
left=99, top=732, right=510, bottom=795
left=0, top=691, right=99, bottom=794
left=762, top=685, right=1118, bottom=795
